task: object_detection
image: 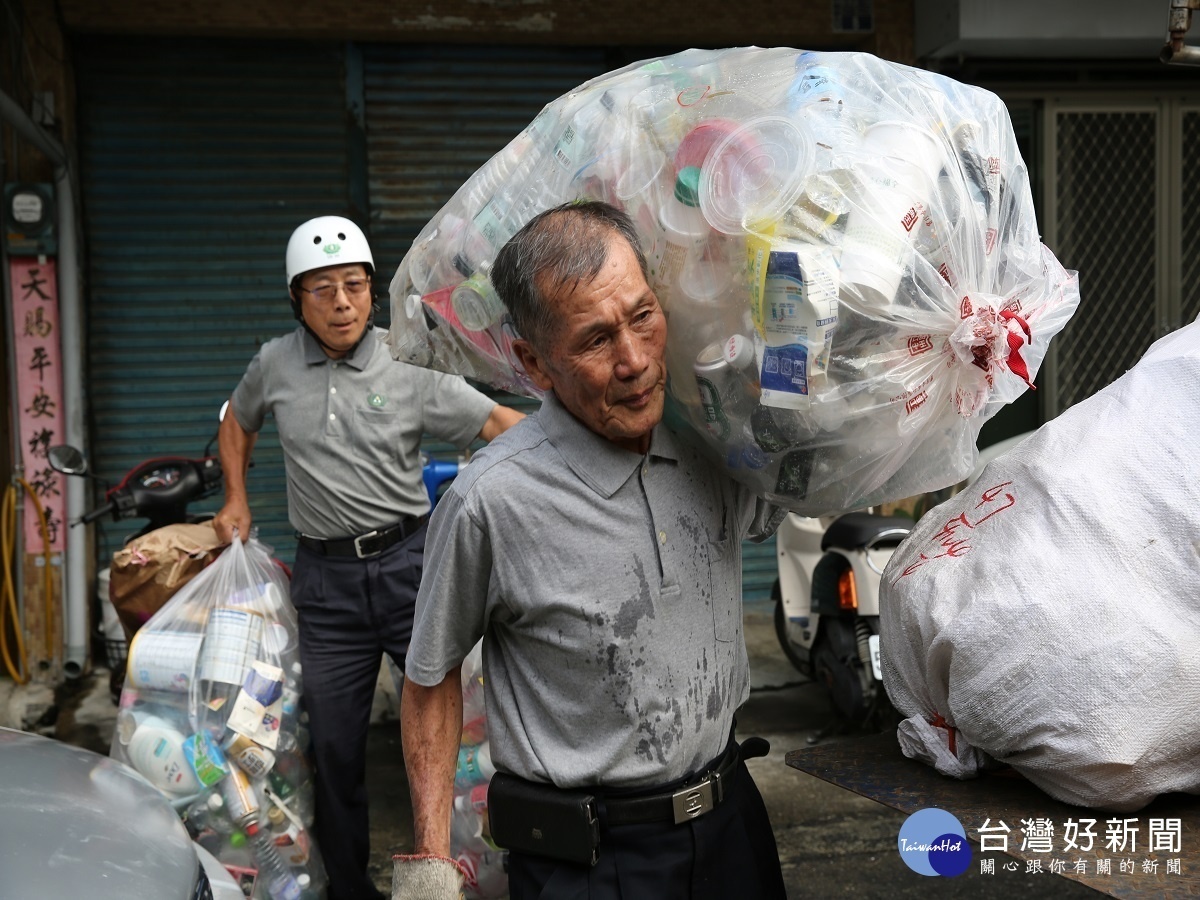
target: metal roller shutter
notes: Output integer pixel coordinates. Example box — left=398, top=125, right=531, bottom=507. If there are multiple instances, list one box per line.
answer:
left=75, top=37, right=353, bottom=565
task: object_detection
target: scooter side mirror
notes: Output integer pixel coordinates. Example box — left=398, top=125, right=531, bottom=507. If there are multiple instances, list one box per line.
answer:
left=47, top=444, right=88, bottom=476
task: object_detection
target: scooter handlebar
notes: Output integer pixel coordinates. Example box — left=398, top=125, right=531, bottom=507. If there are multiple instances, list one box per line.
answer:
left=80, top=501, right=116, bottom=525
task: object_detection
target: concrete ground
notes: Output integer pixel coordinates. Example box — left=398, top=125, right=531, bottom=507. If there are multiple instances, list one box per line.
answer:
left=8, top=602, right=1099, bottom=899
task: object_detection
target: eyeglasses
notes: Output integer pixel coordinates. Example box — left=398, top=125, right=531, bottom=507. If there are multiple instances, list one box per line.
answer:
left=297, top=278, right=372, bottom=304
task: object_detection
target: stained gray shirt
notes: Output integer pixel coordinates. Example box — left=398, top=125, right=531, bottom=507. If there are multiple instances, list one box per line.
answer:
left=230, top=327, right=494, bottom=538
left=406, top=392, right=779, bottom=790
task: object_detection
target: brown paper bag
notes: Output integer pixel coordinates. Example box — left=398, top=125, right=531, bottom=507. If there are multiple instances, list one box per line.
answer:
left=109, top=522, right=226, bottom=638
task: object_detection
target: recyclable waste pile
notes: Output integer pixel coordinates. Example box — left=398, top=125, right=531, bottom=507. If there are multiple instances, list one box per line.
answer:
left=386, top=47, right=1079, bottom=514
left=110, top=535, right=327, bottom=900
left=450, top=643, right=508, bottom=899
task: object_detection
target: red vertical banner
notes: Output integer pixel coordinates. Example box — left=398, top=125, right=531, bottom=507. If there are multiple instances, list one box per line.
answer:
left=9, top=257, right=67, bottom=553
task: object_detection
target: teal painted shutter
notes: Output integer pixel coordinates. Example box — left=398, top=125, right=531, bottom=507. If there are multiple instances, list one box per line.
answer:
left=75, top=37, right=353, bottom=565
left=363, top=43, right=612, bottom=434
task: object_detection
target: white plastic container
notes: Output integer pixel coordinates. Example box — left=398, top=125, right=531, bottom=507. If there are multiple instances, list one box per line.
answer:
left=126, top=714, right=203, bottom=796
left=126, top=629, right=203, bottom=693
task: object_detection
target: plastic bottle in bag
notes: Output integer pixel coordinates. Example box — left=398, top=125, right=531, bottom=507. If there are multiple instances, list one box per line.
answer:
left=694, top=335, right=760, bottom=444
left=458, top=845, right=509, bottom=900
left=246, top=820, right=303, bottom=900
left=455, top=742, right=497, bottom=791
left=459, top=655, right=488, bottom=745
left=267, top=804, right=312, bottom=866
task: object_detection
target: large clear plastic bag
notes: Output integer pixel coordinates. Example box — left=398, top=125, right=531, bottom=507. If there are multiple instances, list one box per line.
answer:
left=386, top=47, right=1079, bottom=515
left=450, top=643, right=508, bottom=900
left=110, top=535, right=327, bottom=900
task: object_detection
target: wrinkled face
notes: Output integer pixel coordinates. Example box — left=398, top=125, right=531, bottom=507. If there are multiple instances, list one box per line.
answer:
left=293, top=263, right=372, bottom=358
left=514, top=235, right=667, bottom=454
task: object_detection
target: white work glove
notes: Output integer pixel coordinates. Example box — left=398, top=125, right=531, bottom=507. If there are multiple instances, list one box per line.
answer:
left=391, top=854, right=466, bottom=900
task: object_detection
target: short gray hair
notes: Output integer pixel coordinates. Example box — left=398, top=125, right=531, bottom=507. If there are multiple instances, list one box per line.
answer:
left=491, top=201, right=648, bottom=348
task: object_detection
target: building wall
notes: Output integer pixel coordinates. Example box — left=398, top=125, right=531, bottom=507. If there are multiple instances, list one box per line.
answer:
left=56, top=0, right=915, bottom=62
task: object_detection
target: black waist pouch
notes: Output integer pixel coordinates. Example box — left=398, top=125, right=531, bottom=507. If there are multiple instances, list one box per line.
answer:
left=488, top=772, right=600, bottom=866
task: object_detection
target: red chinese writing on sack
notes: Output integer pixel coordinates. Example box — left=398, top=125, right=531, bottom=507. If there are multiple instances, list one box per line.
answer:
left=893, top=481, right=1016, bottom=583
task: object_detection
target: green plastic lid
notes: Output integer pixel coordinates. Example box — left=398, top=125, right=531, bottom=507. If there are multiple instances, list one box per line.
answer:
left=230, top=831, right=247, bottom=848
left=674, top=166, right=702, bottom=208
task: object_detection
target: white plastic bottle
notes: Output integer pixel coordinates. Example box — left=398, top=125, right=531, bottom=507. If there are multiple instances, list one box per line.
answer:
left=125, top=714, right=202, bottom=796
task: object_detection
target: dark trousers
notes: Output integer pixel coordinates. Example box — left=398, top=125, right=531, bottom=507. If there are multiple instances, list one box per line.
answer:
left=291, top=524, right=427, bottom=900
left=507, top=759, right=787, bottom=900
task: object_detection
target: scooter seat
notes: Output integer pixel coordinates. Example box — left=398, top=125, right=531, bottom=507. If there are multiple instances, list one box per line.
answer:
left=821, top=512, right=912, bottom=551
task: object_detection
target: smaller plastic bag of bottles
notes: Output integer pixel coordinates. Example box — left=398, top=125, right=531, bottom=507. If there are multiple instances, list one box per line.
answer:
left=385, top=47, right=1080, bottom=516
left=449, top=643, right=508, bottom=900
left=109, top=534, right=327, bottom=900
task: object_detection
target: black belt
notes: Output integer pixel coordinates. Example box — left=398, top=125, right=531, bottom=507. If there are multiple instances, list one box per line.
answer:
left=296, top=515, right=428, bottom=559
left=603, top=736, right=769, bottom=827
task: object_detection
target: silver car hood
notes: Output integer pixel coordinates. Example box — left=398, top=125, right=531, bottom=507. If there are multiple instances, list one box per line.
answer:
left=0, top=727, right=198, bottom=900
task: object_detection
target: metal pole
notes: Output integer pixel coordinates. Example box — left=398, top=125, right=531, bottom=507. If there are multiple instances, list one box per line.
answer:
left=1162, top=0, right=1200, bottom=65
left=1, top=124, right=27, bottom=682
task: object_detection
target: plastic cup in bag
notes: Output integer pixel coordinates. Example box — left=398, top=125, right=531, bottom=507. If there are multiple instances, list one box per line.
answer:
left=698, top=114, right=815, bottom=235
left=864, top=120, right=945, bottom=184
left=839, top=165, right=926, bottom=308
left=839, top=119, right=949, bottom=307
left=614, top=138, right=671, bottom=269
left=655, top=167, right=711, bottom=310
left=628, top=82, right=695, bottom=156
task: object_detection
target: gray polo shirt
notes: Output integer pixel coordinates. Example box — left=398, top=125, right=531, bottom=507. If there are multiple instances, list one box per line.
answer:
left=230, top=326, right=494, bottom=538
left=406, top=392, right=779, bottom=790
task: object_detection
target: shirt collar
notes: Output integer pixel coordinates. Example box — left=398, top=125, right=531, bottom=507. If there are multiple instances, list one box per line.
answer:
left=301, top=325, right=378, bottom=370
left=538, top=391, right=678, bottom=499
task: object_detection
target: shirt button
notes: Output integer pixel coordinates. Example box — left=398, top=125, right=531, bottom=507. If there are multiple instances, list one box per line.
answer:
left=329, top=414, right=336, bottom=421
left=658, top=530, right=666, bottom=545
left=642, top=466, right=648, bottom=477
left=330, top=387, right=337, bottom=395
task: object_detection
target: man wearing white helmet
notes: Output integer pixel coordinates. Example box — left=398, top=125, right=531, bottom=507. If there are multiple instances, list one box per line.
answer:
left=214, top=215, right=523, bottom=900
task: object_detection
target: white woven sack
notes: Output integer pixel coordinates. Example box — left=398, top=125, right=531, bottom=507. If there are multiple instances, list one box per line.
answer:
left=879, top=317, right=1200, bottom=811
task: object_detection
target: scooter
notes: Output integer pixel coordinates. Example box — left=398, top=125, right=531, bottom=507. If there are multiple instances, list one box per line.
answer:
left=773, top=509, right=912, bottom=742
left=48, top=446, right=223, bottom=538
left=49, top=442, right=225, bottom=697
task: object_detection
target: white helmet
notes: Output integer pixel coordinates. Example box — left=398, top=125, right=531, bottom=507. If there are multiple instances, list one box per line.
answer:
left=285, top=215, right=374, bottom=286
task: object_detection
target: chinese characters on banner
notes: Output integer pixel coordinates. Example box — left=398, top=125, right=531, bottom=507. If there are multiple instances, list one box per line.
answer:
left=9, top=258, right=66, bottom=553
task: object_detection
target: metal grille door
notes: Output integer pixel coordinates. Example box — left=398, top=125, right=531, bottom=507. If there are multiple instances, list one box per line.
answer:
left=1182, top=109, right=1200, bottom=327
left=1045, top=107, right=1159, bottom=414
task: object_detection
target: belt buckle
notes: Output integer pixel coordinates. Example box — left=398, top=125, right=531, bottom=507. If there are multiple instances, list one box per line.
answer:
left=671, top=773, right=716, bottom=824
left=353, top=530, right=382, bottom=559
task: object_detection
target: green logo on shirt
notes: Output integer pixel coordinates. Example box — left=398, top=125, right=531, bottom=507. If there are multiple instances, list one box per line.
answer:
left=368, top=392, right=386, bottom=407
